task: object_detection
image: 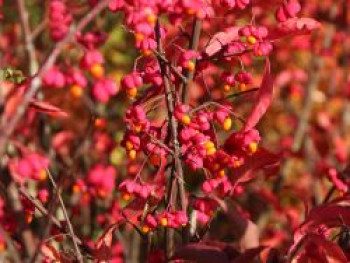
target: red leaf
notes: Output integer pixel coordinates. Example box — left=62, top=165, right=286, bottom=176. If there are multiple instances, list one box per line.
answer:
left=205, top=27, right=240, bottom=56
left=3, top=82, right=25, bottom=119
left=299, top=196, right=350, bottom=231
left=94, top=224, right=119, bottom=262
left=52, top=131, right=74, bottom=146
left=292, top=234, right=347, bottom=263
left=41, top=243, right=60, bottom=261
left=29, top=99, right=69, bottom=118
left=121, top=198, right=147, bottom=225
left=269, top=17, right=321, bottom=40
left=291, top=196, right=350, bottom=254
left=310, top=235, right=347, bottom=263
left=243, top=58, right=273, bottom=131
left=232, top=148, right=281, bottom=180
left=173, top=243, right=230, bottom=263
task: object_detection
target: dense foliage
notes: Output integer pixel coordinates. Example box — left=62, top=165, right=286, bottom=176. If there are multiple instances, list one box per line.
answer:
left=0, top=0, right=349, bottom=262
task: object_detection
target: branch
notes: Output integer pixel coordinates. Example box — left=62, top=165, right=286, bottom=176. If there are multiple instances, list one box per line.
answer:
left=190, top=101, right=246, bottom=124
left=146, top=133, right=174, bottom=155
left=200, top=49, right=251, bottom=63
left=31, top=19, right=49, bottom=40
left=181, top=18, right=202, bottom=104
left=155, top=20, right=187, bottom=213
left=18, top=186, right=94, bottom=262
left=47, top=169, right=84, bottom=262
left=7, top=182, right=36, bottom=257
left=17, top=0, right=38, bottom=75
left=18, top=187, right=64, bottom=233
left=153, top=50, right=188, bottom=84
left=155, top=20, right=188, bottom=257
left=0, top=224, right=22, bottom=263
left=292, top=27, right=335, bottom=152
left=222, top=88, right=259, bottom=101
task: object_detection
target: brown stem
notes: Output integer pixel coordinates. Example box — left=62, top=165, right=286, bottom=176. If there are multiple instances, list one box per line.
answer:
left=19, top=187, right=63, bottom=231
left=18, top=186, right=84, bottom=262
left=31, top=19, right=49, bottom=41
left=165, top=166, right=178, bottom=257
left=29, top=193, right=60, bottom=263
left=0, top=224, right=22, bottom=263
left=153, top=50, right=188, bottom=84
left=322, top=186, right=336, bottom=204
left=291, top=58, right=322, bottom=152
left=222, top=87, right=259, bottom=101
left=130, top=231, right=141, bottom=262
left=155, top=20, right=188, bottom=257
left=189, top=101, right=246, bottom=124
left=47, top=169, right=84, bottom=262
left=181, top=18, right=202, bottom=104
left=155, top=20, right=187, bottom=213
left=292, top=9, right=336, bottom=153
left=17, top=0, right=38, bottom=75
left=7, top=182, right=36, bottom=257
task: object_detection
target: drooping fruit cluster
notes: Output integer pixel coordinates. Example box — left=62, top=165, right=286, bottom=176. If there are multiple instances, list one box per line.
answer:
left=49, top=0, right=72, bottom=41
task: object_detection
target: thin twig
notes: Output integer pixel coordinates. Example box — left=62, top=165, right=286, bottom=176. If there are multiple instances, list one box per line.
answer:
left=31, top=19, right=49, bottom=40
left=47, top=169, right=84, bottom=262
left=146, top=133, right=174, bottom=155
left=322, top=186, right=336, bottom=204
left=181, top=18, right=202, bottom=104
left=222, top=87, right=259, bottom=101
left=291, top=58, right=323, bottom=152
left=190, top=101, right=246, bottom=123
left=7, top=182, right=36, bottom=257
left=0, top=224, right=22, bottom=263
left=29, top=190, right=61, bottom=263
left=18, top=186, right=97, bottom=261
left=17, top=0, right=38, bottom=75
left=153, top=50, right=188, bottom=83
left=19, top=187, right=63, bottom=230
left=292, top=8, right=336, bottom=152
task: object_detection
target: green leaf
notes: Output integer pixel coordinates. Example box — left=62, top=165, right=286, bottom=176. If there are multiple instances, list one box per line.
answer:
left=0, top=68, right=26, bottom=83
